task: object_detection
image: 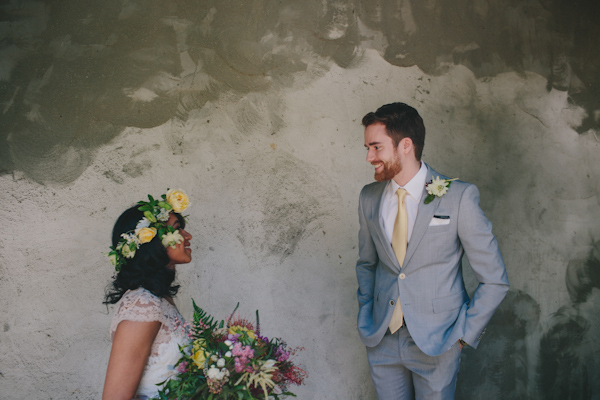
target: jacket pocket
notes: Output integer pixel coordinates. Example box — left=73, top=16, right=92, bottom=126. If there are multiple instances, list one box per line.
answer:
left=432, top=290, right=468, bottom=313
left=425, top=224, right=451, bottom=234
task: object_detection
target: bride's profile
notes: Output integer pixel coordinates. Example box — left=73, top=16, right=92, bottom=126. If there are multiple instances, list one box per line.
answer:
left=102, top=189, right=192, bottom=400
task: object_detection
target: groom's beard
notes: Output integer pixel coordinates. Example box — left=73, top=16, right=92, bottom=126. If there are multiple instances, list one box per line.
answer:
left=374, top=157, right=401, bottom=182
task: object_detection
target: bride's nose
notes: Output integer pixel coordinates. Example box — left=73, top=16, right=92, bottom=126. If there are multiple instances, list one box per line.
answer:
left=182, top=229, right=192, bottom=240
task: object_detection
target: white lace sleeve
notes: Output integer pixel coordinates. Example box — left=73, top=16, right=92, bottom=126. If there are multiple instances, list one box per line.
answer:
left=110, top=288, right=164, bottom=340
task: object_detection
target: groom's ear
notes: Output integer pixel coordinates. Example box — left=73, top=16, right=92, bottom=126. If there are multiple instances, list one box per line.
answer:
left=398, top=137, right=414, bottom=154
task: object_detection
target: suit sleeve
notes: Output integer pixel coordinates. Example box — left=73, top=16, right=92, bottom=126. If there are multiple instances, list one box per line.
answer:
left=457, top=184, right=509, bottom=348
left=356, top=188, right=379, bottom=316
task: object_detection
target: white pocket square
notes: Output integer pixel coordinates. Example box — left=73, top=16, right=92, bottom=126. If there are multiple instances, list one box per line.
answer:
left=429, top=216, right=450, bottom=226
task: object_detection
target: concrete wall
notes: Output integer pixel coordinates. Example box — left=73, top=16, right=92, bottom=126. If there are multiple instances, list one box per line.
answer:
left=1, top=1, right=599, bottom=399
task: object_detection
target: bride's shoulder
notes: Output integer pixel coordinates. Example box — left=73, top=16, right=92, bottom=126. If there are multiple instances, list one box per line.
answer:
left=110, top=288, right=165, bottom=334
left=123, top=287, right=159, bottom=301
left=117, top=288, right=163, bottom=313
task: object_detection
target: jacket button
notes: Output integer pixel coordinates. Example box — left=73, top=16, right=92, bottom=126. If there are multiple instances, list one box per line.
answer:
left=399, top=273, right=406, bottom=279
left=389, top=300, right=395, bottom=306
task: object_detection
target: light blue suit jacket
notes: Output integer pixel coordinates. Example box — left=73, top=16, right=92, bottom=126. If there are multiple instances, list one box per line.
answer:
left=356, top=164, right=509, bottom=356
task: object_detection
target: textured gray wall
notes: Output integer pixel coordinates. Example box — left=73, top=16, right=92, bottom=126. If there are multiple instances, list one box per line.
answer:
left=1, top=1, right=599, bottom=399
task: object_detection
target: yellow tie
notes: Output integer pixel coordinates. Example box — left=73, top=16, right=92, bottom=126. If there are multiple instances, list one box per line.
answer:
left=389, top=188, right=407, bottom=334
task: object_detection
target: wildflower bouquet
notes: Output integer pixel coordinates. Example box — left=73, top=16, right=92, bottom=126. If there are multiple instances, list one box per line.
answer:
left=154, top=302, right=307, bottom=400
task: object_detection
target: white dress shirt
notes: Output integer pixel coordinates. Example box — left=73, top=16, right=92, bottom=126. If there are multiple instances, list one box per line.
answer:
left=380, top=162, right=428, bottom=245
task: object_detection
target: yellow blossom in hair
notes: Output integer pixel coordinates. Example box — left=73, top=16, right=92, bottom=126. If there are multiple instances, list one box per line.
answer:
left=136, top=227, right=157, bottom=244
left=167, top=189, right=190, bottom=213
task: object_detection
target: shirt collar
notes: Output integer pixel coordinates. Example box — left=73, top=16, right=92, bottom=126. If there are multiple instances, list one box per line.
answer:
left=389, top=161, right=428, bottom=202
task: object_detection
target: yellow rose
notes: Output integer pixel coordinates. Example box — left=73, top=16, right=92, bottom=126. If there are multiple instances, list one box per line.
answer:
left=167, top=189, right=190, bottom=213
left=191, top=339, right=207, bottom=368
left=193, top=338, right=206, bottom=351
left=192, top=349, right=207, bottom=368
left=136, top=227, right=157, bottom=244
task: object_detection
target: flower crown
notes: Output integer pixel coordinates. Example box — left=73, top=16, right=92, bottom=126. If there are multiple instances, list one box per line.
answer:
left=108, top=189, right=190, bottom=271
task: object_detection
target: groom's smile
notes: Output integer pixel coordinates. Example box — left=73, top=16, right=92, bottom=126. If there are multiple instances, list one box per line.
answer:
left=364, top=122, right=402, bottom=182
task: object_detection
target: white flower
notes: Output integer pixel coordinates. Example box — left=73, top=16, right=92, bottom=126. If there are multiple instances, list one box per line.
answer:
left=207, top=366, right=220, bottom=379
left=121, top=244, right=136, bottom=259
left=122, top=232, right=141, bottom=246
left=210, top=354, right=218, bottom=363
left=426, top=176, right=450, bottom=197
left=225, top=351, right=232, bottom=357
left=224, top=340, right=233, bottom=347
left=135, top=217, right=151, bottom=230
left=263, top=359, right=276, bottom=369
left=207, top=366, right=228, bottom=380
left=156, top=207, right=170, bottom=222
left=108, top=254, right=118, bottom=266
left=217, top=358, right=225, bottom=368
left=162, top=230, right=184, bottom=249
left=424, top=176, right=458, bottom=204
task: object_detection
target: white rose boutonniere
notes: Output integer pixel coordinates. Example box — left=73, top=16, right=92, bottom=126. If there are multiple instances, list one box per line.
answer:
left=424, top=176, right=458, bottom=204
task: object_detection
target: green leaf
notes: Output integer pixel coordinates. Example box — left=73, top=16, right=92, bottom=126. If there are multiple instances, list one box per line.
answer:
left=158, top=201, right=172, bottom=210
left=144, top=210, right=157, bottom=223
left=192, top=299, right=220, bottom=331
left=138, top=204, right=153, bottom=212
left=424, top=194, right=435, bottom=204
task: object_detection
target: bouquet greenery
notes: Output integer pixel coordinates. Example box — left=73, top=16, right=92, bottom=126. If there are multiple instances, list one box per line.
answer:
left=154, top=302, right=307, bottom=400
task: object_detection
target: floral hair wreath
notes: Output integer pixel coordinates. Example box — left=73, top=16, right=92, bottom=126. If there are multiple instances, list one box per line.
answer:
left=108, top=189, right=190, bottom=271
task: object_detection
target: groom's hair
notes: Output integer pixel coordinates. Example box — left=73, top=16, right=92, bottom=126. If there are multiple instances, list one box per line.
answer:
left=362, top=102, right=425, bottom=160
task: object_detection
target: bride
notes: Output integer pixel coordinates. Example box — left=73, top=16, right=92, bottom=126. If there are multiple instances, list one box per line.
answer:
left=102, top=189, right=192, bottom=400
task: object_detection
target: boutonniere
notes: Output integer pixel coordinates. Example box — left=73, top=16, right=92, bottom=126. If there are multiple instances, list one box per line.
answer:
left=424, top=176, right=458, bottom=204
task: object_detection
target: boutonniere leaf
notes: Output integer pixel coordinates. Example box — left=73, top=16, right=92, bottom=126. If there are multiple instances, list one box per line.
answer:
left=424, top=176, right=458, bottom=204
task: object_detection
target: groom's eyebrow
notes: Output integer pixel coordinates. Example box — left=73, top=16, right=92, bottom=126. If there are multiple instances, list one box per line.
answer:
left=365, top=141, right=382, bottom=147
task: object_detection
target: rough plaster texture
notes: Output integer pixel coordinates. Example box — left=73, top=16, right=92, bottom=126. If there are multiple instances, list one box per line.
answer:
left=1, top=1, right=600, bottom=399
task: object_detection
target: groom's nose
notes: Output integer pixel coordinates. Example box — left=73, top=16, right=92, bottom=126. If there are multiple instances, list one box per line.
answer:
left=366, top=149, right=376, bottom=163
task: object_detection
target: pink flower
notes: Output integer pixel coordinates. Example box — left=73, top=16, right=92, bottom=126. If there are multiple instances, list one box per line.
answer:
left=232, top=343, right=255, bottom=372
left=176, top=361, right=188, bottom=373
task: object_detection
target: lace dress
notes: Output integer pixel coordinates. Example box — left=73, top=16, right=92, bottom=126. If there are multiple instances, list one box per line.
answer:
left=110, top=288, right=189, bottom=399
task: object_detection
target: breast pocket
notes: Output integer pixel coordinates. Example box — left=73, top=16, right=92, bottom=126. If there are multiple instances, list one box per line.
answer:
left=425, top=215, right=452, bottom=233
left=425, top=224, right=451, bottom=234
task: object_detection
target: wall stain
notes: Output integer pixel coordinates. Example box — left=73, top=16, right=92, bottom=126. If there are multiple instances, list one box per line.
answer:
left=538, top=244, right=600, bottom=399
left=1, top=0, right=599, bottom=183
left=456, top=242, right=600, bottom=399
left=236, top=152, right=338, bottom=261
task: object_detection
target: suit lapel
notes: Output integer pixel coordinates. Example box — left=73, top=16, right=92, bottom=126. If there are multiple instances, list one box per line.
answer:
left=403, top=165, right=445, bottom=268
left=370, top=182, right=402, bottom=272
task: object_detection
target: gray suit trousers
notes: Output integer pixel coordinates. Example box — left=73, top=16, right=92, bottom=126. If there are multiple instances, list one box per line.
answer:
left=366, top=326, right=462, bottom=400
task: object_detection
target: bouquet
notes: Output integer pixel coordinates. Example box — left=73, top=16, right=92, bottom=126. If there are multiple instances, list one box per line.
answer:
left=154, top=302, right=307, bottom=400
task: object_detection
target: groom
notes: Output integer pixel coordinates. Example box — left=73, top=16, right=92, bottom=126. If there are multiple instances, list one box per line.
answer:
left=356, top=102, right=509, bottom=399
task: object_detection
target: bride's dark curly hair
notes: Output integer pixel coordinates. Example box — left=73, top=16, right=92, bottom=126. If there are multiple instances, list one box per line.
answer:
left=103, top=206, right=184, bottom=304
